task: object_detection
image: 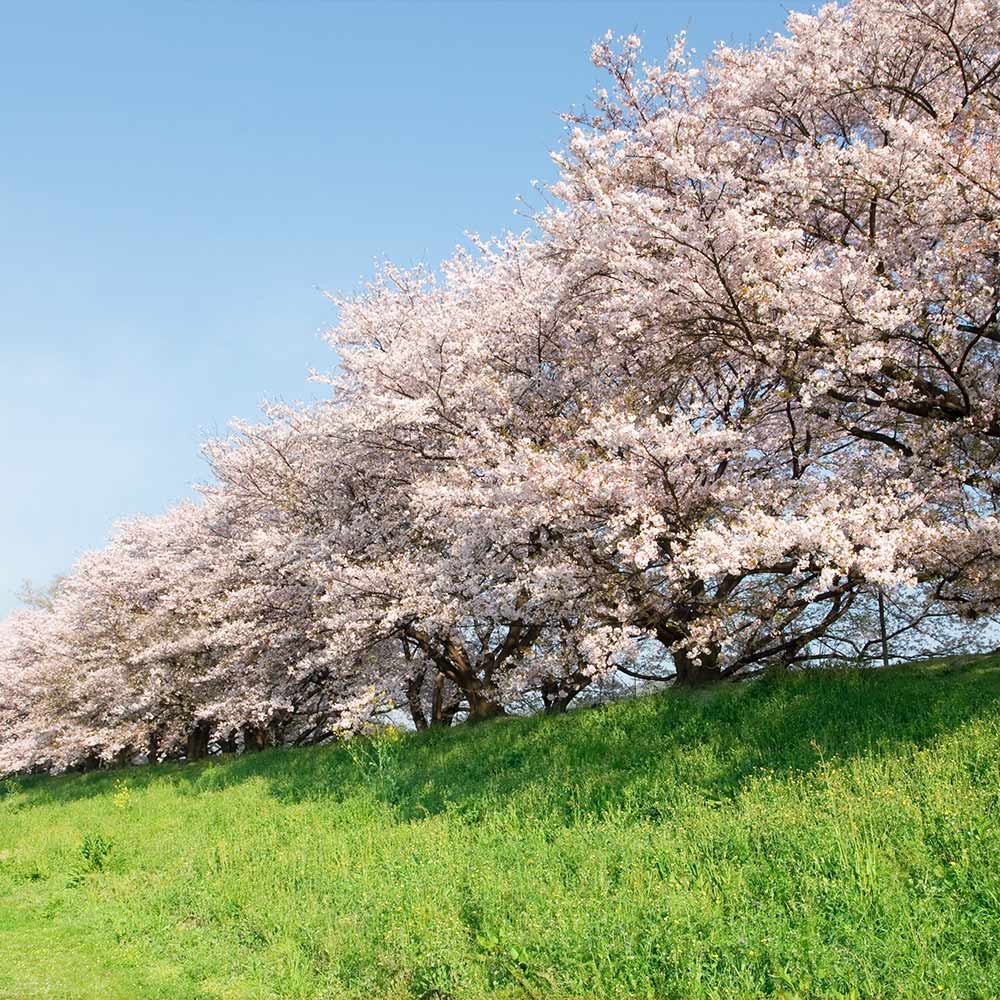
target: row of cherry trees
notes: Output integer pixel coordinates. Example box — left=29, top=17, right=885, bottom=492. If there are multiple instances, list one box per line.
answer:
left=3, top=0, right=999, bottom=774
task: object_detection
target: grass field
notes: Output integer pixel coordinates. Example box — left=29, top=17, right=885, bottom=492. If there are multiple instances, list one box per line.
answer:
left=2, top=658, right=1000, bottom=999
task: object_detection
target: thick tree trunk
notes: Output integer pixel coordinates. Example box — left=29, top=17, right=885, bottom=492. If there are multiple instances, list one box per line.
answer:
left=267, top=717, right=287, bottom=747
left=465, top=687, right=505, bottom=722
left=671, top=649, right=723, bottom=687
left=655, top=623, right=723, bottom=687
left=541, top=679, right=576, bottom=714
left=241, top=724, right=270, bottom=753
left=407, top=624, right=534, bottom=725
left=541, top=666, right=591, bottom=713
left=186, top=719, right=212, bottom=760
left=542, top=695, right=574, bottom=714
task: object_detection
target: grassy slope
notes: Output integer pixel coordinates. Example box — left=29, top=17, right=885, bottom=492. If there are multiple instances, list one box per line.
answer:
left=2, top=659, right=1000, bottom=1000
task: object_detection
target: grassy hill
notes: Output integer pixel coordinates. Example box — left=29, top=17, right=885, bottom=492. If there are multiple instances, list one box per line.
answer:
left=2, top=658, right=1000, bottom=1000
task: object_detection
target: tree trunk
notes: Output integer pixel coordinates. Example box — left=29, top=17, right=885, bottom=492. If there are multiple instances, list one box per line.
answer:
left=878, top=589, right=890, bottom=668
left=241, top=724, right=269, bottom=753
left=430, top=670, right=445, bottom=725
left=541, top=665, right=592, bottom=713
left=146, top=728, right=162, bottom=764
left=655, top=623, right=723, bottom=687
left=267, top=717, right=287, bottom=747
left=406, top=672, right=429, bottom=731
left=186, top=719, right=212, bottom=760
left=672, top=649, right=722, bottom=687
left=541, top=679, right=575, bottom=713
left=465, top=686, right=505, bottom=722
left=429, top=672, right=463, bottom=727
left=406, top=627, right=512, bottom=724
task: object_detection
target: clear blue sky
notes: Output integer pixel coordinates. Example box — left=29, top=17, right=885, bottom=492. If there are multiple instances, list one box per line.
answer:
left=0, top=0, right=791, bottom=616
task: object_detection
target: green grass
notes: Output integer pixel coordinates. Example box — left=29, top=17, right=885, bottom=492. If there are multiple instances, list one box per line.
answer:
left=3, top=658, right=1000, bottom=999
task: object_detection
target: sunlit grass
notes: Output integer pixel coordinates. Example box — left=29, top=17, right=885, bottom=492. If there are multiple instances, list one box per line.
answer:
left=2, top=657, right=1000, bottom=998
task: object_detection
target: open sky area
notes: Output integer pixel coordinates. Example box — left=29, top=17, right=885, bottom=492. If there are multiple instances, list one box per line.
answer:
left=0, top=0, right=791, bottom=616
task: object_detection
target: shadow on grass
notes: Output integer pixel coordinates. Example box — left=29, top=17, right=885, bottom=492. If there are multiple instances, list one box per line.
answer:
left=13, top=657, right=1000, bottom=825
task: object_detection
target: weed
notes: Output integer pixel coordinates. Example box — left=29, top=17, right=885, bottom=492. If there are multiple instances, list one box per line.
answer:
left=66, top=833, right=113, bottom=887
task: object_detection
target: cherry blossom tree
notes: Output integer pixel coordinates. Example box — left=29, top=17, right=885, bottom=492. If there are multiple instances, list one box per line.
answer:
left=206, top=240, right=615, bottom=721
left=536, top=0, right=1000, bottom=670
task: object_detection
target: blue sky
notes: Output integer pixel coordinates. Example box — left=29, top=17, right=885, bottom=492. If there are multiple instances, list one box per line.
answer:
left=0, top=0, right=792, bottom=616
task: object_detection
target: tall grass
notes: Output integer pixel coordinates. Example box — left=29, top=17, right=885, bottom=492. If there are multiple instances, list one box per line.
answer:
left=2, top=658, right=999, bottom=999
